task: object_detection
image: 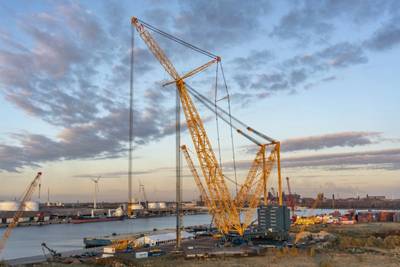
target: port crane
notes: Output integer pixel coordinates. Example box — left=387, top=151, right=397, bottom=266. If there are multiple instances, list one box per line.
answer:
left=131, top=17, right=283, bottom=235
left=0, top=172, right=42, bottom=255
left=286, top=177, right=295, bottom=213
left=138, top=180, right=148, bottom=209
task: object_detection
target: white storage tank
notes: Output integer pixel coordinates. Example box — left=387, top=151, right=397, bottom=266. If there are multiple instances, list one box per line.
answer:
left=24, top=201, right=39, bottom=211
left=147, top=202, right=157, bottom=209
left=129, top=203, right=144, bottom=211
left=157, top=202, right=166, bottom=209
left=0, top=201, right=19, bottom=211
left=0, top=201, right=39, bottom=211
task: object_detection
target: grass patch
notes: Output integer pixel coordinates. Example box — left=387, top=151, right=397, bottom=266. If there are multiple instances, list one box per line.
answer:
left=338, top=235, right=400, bottom=250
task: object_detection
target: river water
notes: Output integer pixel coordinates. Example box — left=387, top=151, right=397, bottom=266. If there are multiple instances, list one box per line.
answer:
left=0, top=214, right=212, bottom=260
left=0, top=208, right=354, bottom=260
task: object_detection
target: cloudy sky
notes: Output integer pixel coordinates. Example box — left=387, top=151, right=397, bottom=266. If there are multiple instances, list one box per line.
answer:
left=0, top=0, right=399, bottom=202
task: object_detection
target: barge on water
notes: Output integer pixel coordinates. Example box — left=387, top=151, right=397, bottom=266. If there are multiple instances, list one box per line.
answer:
left=71, top=215, right=124, bottom=224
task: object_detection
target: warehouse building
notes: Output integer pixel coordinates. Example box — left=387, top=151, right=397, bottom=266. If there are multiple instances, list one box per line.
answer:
left=134, top=231, right=194, bottom=247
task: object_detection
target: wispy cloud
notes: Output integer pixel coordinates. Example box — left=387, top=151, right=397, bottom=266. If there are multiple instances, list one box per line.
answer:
left=1, top=1, right=399, bottom=176
left=283, top=148, right=400, bottom=170
left=271, top=0, right=399, bottom=44
left=363, top=16, right=400, bottom=51
left=282, top=132, right=381, bottom=152
left=233, top=148, right=400, bottom=172
left=244, top=131, right=383, bottom=154
left=0, top=3, right=178, bottom=172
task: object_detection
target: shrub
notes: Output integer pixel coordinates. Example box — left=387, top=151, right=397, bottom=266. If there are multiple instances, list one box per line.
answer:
left=319, top=260, right=333, bottom=267
left=383, top=235, right=400, bottom=249
left=309, top=247, right=316, bottom=257
left=290, top=247, right=299, bottom=257
left=365, top=236, right=377, bottom=247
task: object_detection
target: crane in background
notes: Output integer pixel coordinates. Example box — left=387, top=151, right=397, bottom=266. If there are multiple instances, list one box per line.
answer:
left=270, top=187, right=277, bottom=203
left=138, top=180, right=148, bottom=209
left=131, top=17, right=284, bottom=236
left=286, top=177, right=295, bottom=212
left=0, top=172, right=42, bottom=255
left=286, top=177, right=297, bottom=222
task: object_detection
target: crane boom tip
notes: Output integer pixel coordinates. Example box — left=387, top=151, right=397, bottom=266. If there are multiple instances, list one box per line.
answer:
left=131, top=17, right=138, bottom=24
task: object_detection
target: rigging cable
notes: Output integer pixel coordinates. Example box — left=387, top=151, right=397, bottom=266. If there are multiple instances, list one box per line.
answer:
left=186, top=146, right=241, bottom=187
left=128, top=25, right=135, bottom=212
left=220, top=62, right=238, bottom=195
left=138, top=19, right=217, bottom=59
left=186, top=84, right=261, bottom=146
left=214, top=62, right=223, bottom=169
left=185, top=83, right=275, bottom=144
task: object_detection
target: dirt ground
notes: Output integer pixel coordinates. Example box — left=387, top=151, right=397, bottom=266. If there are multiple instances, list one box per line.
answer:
left=31, top=223, right=400, bottom=267
left=94, top=250, right=400, bottom=267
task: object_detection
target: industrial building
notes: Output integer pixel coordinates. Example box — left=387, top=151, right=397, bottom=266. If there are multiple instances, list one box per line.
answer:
left=0, top=211, right=50, bottom=225
left=134, top=231, right=194, bottom=247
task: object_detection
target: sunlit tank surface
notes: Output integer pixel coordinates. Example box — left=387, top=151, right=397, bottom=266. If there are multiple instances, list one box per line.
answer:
left=147, top=202, right=167, bottom=209
left=147, top=202, right=157, bottom=209
left=0, top=201, right=39, bottom=211
left=129, top=203, right=144, bottom=210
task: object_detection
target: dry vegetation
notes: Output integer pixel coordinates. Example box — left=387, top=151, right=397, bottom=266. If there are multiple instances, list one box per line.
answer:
left=28, top=223, right=400, bottom=267
left=92, top=249, right=400, bottom=267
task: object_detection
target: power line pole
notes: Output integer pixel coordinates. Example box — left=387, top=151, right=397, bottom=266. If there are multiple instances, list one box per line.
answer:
left=128, top=26, right=135, bottom=216
left=176, top=87, right=182, bottom=250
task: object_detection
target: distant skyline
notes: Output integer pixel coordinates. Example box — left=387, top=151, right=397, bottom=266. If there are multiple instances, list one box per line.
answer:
left=0, top=0, right=399, bottom=202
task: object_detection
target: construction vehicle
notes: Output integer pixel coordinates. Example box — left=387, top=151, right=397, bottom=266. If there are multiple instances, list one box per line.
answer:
left=41, top=242, right=62, bottom=261
left=108, top=239, right=136, bottom=253
left=131, top=17, right=286, bottom=237
left=0, top=172, right=42, bottom=255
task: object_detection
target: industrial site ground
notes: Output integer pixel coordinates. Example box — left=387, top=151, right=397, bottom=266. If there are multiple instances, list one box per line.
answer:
left=7, top=222, right=397, bottom=267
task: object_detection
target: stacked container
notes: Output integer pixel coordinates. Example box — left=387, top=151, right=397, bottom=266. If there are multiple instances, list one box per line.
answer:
left=392, top=212, right=400, bottom=222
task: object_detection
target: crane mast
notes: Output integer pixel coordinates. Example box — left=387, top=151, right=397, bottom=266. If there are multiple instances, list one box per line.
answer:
left=0, top=172, right=42, bottom=254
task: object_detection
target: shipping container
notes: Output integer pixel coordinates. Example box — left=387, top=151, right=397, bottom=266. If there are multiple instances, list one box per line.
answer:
left=379, top=212, right=394, bottom=222
left=393, top=212, right=400, bottom=222
left=135, top=252, right=148, bottom=259
left=103, top=247, right=116, bottom=254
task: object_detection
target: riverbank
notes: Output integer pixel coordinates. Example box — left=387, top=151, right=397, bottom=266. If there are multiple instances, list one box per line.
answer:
left=0, top=214, right=212, bottom=260
left=12, top=222, right=398, bottom=267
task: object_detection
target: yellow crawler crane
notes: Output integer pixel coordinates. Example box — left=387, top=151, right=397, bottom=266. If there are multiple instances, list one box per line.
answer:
left=131, top=17, right=283, bottom=236
left=0, top=172, right=42, bottom=255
